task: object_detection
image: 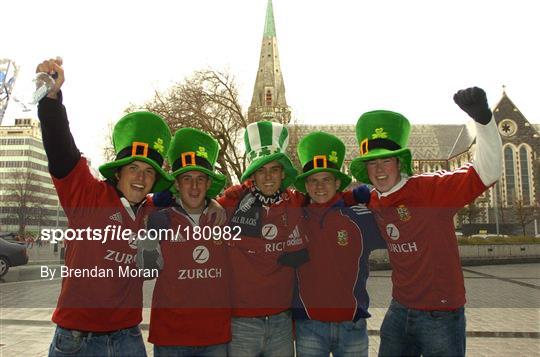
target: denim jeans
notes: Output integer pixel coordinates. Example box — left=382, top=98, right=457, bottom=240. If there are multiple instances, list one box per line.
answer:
left=154, top=343, right=227, bottom=357
left=295, top=318, right=368, bottom=357
left=48, top=325, right=147, bottom=356
left=227, top=310, right=294, bottom=357
left=378, top=299, right=466, bottom=357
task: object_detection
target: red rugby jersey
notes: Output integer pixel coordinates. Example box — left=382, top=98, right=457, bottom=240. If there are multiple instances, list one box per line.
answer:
left=218, top=184, right=306, bottom=317
left=368, top=164, right=487, bottom=310
left=51, top=157, right=151, bottom=331
left=148, top=207, right=231, bottom=346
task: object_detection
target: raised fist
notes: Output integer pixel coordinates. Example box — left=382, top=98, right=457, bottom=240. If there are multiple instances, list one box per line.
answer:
left=453, top=87, right=492, bottom=125
left=36, top=57, right=64, bottom=99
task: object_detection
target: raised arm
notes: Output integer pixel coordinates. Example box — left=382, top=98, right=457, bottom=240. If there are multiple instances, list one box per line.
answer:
left=36, top=58, right=81, bottom=178
left=453, top=87, right=502, bottom=186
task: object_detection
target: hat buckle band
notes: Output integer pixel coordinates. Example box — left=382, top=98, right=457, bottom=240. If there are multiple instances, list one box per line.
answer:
left=360, top=139, right=369, bottom=156
left=131, top=142, right=149, bottom=158
left=181, top=152, right=196, bottom=167
left=313, top=155, right=327, bottom=168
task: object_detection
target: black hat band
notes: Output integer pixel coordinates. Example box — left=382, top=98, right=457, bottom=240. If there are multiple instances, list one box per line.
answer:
left=172, top=152, right=213, bottom=172
left=116, top=142, right=164, bottom=166
left=302, top=155, right=338, bottom=173
left=360, top=138, right=401, bottom=156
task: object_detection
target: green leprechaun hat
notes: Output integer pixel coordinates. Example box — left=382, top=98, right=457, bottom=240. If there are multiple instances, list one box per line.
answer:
left=349, top=110, right=413, bottom=184
left=99, top=111, right=173, bottom=192
left=240, top=121, right=298, bottom=189
left=167, top=128, right=226, bottom=198
left=295, top=131, right=352, bottom=193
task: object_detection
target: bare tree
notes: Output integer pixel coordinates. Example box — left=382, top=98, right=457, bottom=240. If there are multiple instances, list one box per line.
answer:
left=513, top=198, right=539, bottom=236
left=285, top=117, right=304, bottom=170
left=102, top=120, right=116, bottom=163
left=457, top=199, right=483, bottom=227
left=124, top=69, right=249, bottom=184
left=0, top=170, right=51, bottom=235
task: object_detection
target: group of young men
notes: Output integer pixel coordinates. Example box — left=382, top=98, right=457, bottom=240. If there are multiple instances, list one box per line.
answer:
left=37, top=57, right=502, bottom=357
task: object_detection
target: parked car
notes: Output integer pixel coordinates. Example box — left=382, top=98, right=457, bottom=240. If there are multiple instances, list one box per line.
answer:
left=0, top=232, right=24, bottom=245
left=0, top=237, right=29, bottom=277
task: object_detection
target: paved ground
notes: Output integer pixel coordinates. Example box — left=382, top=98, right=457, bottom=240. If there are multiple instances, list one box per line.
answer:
left=1, top=245, right=539, bottom=356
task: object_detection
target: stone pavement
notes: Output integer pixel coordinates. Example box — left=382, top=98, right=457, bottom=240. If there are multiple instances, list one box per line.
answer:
left=1, top=263, right=539, bottom=356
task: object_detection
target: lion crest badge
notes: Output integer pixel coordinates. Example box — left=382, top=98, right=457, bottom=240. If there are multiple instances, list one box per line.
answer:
left=337, top=230, right=349, bottom=246
left=396, top=204, right=411, bottom=222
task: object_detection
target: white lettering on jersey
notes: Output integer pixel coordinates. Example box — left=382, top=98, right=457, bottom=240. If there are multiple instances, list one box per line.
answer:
left=265, top=241, right=286, bottom=252
left=104, top=249, right=135, bottom=264
left=388, top=242, right=418, bottom=253
left=177, top=268, right=222, bottom=280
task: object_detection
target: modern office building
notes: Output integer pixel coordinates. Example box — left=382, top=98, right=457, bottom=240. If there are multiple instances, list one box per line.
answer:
left=0, top=118, right=67, bottom=234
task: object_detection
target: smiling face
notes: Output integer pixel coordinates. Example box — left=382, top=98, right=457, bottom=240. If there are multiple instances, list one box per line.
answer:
left=175, top=170, right=211, bottom=214
left=365, top=157, right=401, bottom=193
left=252, top=161, right=285, bottom=197
left=116, top=160, right=157, bottom=204
left=305, top=171, right=341, bottom=204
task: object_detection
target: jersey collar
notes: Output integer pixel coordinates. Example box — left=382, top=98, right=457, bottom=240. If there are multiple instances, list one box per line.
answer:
left=376, top=174, right=409, bottom=198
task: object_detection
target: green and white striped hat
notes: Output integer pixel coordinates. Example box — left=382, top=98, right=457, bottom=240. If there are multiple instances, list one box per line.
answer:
left=240, top=121, right=298, bottom=189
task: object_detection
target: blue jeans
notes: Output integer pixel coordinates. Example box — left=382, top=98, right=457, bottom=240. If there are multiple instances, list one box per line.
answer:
left=378, top=299, right=466, bottom=357
left=227, top=310, right=294, bottom=357
left=295, top=318, right=368, bottom=357
left=48, top=325, right=146, bottom=356
left=154, top=343, right=227, bottom=357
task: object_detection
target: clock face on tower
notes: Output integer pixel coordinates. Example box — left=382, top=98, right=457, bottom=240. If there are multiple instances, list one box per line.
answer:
left=498, top=119, right=517, bottom=137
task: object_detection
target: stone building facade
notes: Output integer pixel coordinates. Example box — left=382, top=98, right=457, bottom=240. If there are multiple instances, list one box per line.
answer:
left=250, top=1, right=539, bottom=234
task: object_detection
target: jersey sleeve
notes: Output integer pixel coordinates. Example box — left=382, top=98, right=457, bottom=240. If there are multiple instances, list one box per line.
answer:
left=37, top=94, right=81, bottom=178
left=51, top=157, right=106, bottom=225
left=347, top=204, right=386, bottom=251
left=412, top=164, right=489, bottom=210
left=412, top=118, right=502, bottom=209
left=473, top=119, right=503, bottom=186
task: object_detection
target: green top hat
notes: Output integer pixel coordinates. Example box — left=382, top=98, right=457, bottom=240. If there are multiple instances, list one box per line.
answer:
left=294, top=131, right=352, bottom=193
left=99, top=111, right=172, bottom=192
left=349, top=110, right=413, bottom=184
left=240, top=121, right=298, bottom=189
left=167, top=128, right=226, bottom=198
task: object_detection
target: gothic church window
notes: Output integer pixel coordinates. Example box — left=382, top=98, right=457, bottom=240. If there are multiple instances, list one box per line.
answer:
left=504, top=145, right=516, bottom=205
left=519, top=145, right=532, bottom=205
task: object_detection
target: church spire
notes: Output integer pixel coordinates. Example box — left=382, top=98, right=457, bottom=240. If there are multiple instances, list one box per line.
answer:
left=248, top=0, right=291, bottom=124
left=263, top=0, right=276, bottom=37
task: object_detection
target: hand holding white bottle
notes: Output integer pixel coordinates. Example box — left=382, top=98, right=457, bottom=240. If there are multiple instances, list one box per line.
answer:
left=32, top=72, right=56, bottom=104
left=33, top=56, right=64, bottom=103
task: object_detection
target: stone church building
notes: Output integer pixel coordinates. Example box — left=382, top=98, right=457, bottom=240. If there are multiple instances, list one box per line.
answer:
left=248, top=0, right=540, bottom=235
